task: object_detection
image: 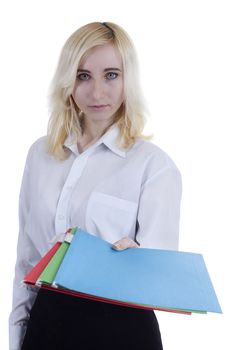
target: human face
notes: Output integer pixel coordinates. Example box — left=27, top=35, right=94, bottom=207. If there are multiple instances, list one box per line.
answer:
left=72, top=44, right=124, bottom=129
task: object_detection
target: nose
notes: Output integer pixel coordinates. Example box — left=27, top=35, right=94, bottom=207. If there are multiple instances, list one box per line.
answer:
left=91, top=79, right=105, bottom=100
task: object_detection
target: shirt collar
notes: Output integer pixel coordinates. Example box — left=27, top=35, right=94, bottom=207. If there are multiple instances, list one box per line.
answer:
left=63, top=124, right=126, bottom=158
left=101, top=125, right=126, bottom=158
left=63, top=133, right=79, bottom=156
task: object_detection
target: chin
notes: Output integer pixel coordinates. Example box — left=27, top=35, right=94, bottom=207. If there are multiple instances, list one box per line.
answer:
left=87, top=113, right=115, bottom=122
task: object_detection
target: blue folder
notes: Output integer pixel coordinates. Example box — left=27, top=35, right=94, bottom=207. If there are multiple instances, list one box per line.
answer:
left=53, top=229, right=222, bottom=314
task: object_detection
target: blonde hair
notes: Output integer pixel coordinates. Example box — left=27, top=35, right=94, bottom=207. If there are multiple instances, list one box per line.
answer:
left=47, top=22, right=150, bottom=160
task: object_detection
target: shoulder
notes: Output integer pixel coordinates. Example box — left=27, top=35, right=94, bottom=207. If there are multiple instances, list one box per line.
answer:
left=130, top=139, right=180, bottom=175
left=25, top=136, right=50, bottom=165
left=132, top=140, right=182, bottom=191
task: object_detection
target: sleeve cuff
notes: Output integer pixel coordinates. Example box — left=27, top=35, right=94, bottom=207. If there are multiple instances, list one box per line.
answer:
left=9, top=322, right=27, bottom=350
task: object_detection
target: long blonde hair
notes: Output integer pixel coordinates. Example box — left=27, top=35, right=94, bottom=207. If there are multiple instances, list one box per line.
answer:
left=47, top=22, right=150, bottom=160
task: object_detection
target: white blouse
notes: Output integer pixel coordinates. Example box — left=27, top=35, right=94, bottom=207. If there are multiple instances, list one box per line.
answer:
left=9, top=124, right=182, bottom=350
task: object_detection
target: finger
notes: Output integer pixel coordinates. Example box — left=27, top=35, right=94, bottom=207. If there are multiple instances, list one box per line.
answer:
left=112, top=237, right=139, bottom=251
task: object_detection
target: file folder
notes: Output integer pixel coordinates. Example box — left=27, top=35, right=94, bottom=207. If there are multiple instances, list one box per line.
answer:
left=24, top=241, right=61, bottom=286
left=53, top=229, right=222, bottom=314
left=24, top=228, right=222, bottom=315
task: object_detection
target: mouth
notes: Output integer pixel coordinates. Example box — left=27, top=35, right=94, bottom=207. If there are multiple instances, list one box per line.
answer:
left=89, top=104, right=109, bottom=111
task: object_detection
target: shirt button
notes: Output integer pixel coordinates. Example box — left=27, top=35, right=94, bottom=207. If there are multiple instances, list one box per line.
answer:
left=58, top=214, right=65, bottom=220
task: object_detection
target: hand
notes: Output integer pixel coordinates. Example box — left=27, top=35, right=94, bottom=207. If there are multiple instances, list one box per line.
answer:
left=112, top=237, right=139, bottom=251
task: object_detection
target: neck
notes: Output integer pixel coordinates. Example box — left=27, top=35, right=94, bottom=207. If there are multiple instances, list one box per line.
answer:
left=77, top=118, right=115, bottom=153
left=82, top=118, right=114, bottom=141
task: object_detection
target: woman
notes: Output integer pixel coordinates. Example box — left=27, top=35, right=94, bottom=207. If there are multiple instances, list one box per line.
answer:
left=9, top=22, right=182, bottom=349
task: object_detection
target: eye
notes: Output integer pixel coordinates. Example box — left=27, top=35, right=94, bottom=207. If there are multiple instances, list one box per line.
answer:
left=77, top=73, right=90, bottom=81
left=105, top=72, right=118, bottom=80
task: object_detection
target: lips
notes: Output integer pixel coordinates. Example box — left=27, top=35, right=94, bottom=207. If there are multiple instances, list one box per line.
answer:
left=91, top=105, right=108, bottom=108
left=89, top=105, right=109, bottom=111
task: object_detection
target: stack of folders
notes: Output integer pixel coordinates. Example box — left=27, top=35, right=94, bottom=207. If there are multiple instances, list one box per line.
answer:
left=24, top=227, right=222, bottom=315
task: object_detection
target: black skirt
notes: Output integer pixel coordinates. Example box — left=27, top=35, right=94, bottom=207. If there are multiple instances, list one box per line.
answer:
left=22, top=289, right=163, bottom=350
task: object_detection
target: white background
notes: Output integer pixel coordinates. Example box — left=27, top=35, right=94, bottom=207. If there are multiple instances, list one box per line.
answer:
left=0, top=0, right=232, bottom=349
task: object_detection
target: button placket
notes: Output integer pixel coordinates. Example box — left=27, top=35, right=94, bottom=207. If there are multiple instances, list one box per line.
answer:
left=55, top=150, right=93, bottom=234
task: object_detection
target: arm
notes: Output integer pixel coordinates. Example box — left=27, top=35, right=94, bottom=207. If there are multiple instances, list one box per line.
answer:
left=9, top=149, right=39, bottom=350
left=135, top=166, right=182, bottom=250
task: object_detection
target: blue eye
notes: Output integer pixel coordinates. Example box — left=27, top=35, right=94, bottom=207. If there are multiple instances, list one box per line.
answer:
left=106, top=72, right=118, bottom=80
left=77, top=73, right=90, bottom=81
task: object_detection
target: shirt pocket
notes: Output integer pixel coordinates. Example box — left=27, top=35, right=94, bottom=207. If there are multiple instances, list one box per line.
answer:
left=85, top=191, right=138, bottom=243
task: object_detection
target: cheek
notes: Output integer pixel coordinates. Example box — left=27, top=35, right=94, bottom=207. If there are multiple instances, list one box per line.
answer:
left=73, top=86, right=85, bottom=106
left=118, top=89, right=124, bottom=106
left=113, top=82, right=124, bottom=103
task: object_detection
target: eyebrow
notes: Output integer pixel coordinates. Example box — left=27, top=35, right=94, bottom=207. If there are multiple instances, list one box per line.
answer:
left=77, top=68, right=122, bottom=73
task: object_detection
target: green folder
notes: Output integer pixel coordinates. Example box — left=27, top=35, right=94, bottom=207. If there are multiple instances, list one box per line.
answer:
left=37, top=227, right=77, bottom=285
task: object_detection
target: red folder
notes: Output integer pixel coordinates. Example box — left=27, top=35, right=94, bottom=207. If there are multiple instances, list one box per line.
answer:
left=41, top=284, right=191, bottom=314
left=24, top=242, right=61, bottom=285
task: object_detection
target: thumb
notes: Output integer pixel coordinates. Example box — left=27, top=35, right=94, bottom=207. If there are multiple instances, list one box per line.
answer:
left=112, top=237, right=139, bottom=251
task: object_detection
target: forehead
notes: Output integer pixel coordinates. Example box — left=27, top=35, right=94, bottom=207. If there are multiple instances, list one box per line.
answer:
left=79, top=44, right=122, bottom=70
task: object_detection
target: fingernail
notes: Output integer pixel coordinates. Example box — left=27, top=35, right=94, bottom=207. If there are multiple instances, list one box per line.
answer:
left=113, top=243, right=122, bottom=250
